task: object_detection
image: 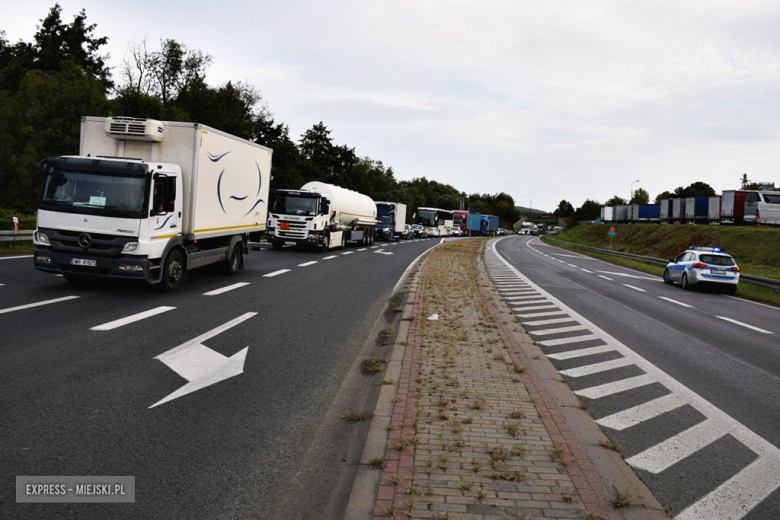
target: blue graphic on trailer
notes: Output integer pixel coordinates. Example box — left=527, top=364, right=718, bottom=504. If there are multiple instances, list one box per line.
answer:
left=209, top=151, right=264, bottom=217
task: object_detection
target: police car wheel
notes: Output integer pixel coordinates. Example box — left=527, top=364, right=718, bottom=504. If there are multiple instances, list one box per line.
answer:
left=663, top=269, right=673, bottom=284
left=681, top=273, right=691, bottom=290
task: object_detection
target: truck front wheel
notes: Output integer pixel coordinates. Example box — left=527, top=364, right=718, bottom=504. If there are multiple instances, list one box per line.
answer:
left=320, top=234, right=330, bottom=253
left=225, top=244, right=242, bottom=275
left=161, top=250, right=184, bottom=291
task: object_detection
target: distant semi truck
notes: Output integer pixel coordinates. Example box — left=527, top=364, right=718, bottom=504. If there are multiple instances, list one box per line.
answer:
left=268, top=182, right=377, bottom=251
left=32, top=116, right=272, bottom=291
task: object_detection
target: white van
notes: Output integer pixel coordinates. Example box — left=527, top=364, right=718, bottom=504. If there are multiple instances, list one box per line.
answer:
left=744, top=191, right=780, bottom=225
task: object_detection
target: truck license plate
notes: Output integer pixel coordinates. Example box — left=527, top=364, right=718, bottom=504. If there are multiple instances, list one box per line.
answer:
left=285, top=241, right=296, bottom=246
left=70, top=258, right=97, bottom=267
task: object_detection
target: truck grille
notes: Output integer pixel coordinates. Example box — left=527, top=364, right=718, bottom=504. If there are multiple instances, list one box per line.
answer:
left=277, top=220, right=308, bottom=239
left=41, top=228, right=136, bottom=258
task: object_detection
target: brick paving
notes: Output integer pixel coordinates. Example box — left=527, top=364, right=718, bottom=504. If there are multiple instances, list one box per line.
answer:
left=375, top=239, right=609, bottom=520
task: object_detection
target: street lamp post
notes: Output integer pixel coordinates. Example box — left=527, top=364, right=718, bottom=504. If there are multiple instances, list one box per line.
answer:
left=630, top=180, right=639, bottom=203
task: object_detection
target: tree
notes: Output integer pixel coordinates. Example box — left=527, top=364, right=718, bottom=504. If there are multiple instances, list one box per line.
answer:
left=553, top=200, right=574, bottom=218
left=574, top=199, right=601, bottom=222
left=0, top=64, right=109, bottom=211
left=605, top=195, right=627, bottom=207
left=654, top=191, right=674, bottom=203
left=630, top=188, right=650, bottom=205
left=682, top=182, right=715, bottom=198
left=253, top=115, right=303, bottom=190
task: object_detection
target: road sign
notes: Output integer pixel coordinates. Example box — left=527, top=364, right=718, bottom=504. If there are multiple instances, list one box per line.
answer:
left=609, top=227, right=616, bottom=232
left=608, top=227, right=616, bottom=236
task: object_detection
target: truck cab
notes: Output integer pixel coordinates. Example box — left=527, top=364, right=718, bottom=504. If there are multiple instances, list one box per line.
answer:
left=33, top=156, right=183, bottom=283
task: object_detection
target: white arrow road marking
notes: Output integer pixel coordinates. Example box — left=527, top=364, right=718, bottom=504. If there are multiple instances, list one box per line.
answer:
left=149, top=312, right=257, bottom=408
left=203, top=282, right=250, bottom=296
left=0, top=295, right=80, bottom=315
left=91, top=306, right=176, bottom=331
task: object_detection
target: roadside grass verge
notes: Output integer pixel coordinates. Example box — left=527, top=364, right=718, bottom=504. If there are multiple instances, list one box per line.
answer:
left=0, top=241, right=35, bottom=255
left=542, top=237, right=780, bottom=307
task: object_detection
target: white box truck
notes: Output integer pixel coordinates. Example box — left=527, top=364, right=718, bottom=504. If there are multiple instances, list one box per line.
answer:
left=267, top=181, right=377, bottom=251
left=32, top=116, right=272, bottom=290
left=600, top=206, right=614, bottom=222
left=376, top=202, right=407, bottom=241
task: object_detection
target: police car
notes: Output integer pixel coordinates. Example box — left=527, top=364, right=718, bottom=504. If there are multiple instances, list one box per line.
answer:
left=663, top=246, right=740, bottom=295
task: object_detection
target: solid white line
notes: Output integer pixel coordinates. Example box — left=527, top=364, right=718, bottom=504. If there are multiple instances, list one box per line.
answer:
left=0, top=295, right=80, bottom=315
left=323, top=255, right=338, bottom=259
left=724, top=294, right=780, bottom=312
left=538, top=334, right=601, bottom=347
left=626, top=419, right=725, bottom=473
left=581, top=268, right=594, bottom=273
left=203, top=282, right=250, bottom=296
left=0, top=255, right=33, bottom=260
left=559, top=357, right=633, bottom=377
left=677, top=457, right=780, bottom=520
left=515, top=310, right=568, bottom=318
left=716, top=316, right=773, bottom=334
left=529, top=324, right=589, bottom=336
left=622, top=284, right=646, bottom=293
left=342, top=251, right=354, bottom=255
left=298, top=261, right=318, bottom=267
left=547, top=345, right=615, bottom=361
left=522, top=317, right=577, bottom=326
left=91, top=306, right=176, bottom=331
left=658, top=296, right=692, bottom=308
left=596, top=393, right=686, bottom=431
left=598, top=275, right=614, bottom=281
left=574, top=374, right=657, bottom=399
left=263, top=269, right=291, bottom=277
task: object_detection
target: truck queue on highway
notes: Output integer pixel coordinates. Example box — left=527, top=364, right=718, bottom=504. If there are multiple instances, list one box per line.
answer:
left=28, top=115, right=508, bottom=292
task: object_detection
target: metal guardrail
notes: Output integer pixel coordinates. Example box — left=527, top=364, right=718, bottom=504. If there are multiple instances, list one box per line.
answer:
left=0, top=230, right=33, bottom=243
left=543, top=237, right=780, bottom=291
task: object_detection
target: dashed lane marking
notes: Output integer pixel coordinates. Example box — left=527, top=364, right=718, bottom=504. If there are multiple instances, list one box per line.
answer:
left=622, top=284, right=646, bottom=293
left=263, top=269, right=291, bottom=277
left=598, top=275, right=614, bottom=281
left=323, top=255, right=338, bottom=260
left=91, top=306, right=176, bottom=331
left=298, top=261, right=318, bottom=267
left=0, top=295, right=80, bottom=315
left=716, top=316, right=773, bottom=334
left=203, top=282, right=250, bottom=296
left=658, top=296, right=692, bottom=308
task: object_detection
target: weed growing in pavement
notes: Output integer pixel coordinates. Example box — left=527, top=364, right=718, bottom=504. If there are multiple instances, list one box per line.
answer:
left=386, top=424, right=394, bottom=431
left=579, top=398, right=591, bottom=411
left=561, top=492, right=574, bottom=502
left=550, top=444, right=569, bottom=465
left=582, top=514, right=606, bottom=520
left=600, top=439, right=621, bottom=452
left=488, top=470, right=526, bottom=482
left=458, top=479, right=475, bottom=493
left=378, top=328, right=395, bottom=345
left=406, top=485, right=421, bottom=496
left=393, top=308, right=403, bottom=313
left=395, top=438, right=411, bottom=451
left=452, top=420, right=462, bottom=434
left=364, top=358, right=387, bottom=373
left=462, top=416, right=473, bottom=424
left=475, top=486, right=487, bottom=501
left=380, top=379, right=394, bottom=385
left=509, top=444, right=527, bottom=456
left=368, top=457, right=387, bottom=469
left=504, top=423, right=524, bottom=437
left=469, top=399, right=486, bottom=410
left=383, top=505, right=399, bottom=518
left=611, top=486, right=632, bottom=508
left=509, top=410, right=526, bottom=420
left=471, top=458, right=481, bottom=473
left=402, top=316, right=414, bottom=321
left=345, top=411, right=372, bottom=422
left=511, top=363, right=526, bottom=374
left=391, top=475, right=401, bottom=485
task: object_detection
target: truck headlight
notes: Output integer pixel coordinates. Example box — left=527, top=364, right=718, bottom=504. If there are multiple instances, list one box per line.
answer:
left=122, top=241, right=138, bottom=253
left=34, top=231, right=50, bottom=246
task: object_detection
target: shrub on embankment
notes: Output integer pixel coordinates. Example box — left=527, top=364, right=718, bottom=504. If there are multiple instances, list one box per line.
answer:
left=555, top=224, right=780, bottom=279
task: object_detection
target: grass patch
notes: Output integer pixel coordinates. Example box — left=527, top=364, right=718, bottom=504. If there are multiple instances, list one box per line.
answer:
left=380, top=379, right=394, bottom=385
left=364, top=358, right=387, bottom=374
left=503, top=422, right=524, bottom=437
left=549, top=444, right=569, bottom=466
left=345, top=411, right=372, bottom=422
left=600, top=439, right=621, bottom=452
left=378, top=328, right=395, bottom=345
left=509, top=410, right=525, bottom=420
left=0, top=241, right=35, bottom=255
left=368, top=457, right=387, bottom=469
left=611, top=486, right=632, bottom=508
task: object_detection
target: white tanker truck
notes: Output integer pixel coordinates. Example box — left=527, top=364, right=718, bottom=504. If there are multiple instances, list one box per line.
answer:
left=267, top=181, right=377, bottom=251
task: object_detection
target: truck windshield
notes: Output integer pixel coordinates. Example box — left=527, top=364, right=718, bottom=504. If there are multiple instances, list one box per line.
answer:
left=271, top=194, right=318, bottom=216
left=377, top=214, right=393, bottom=224
left=39, top=168, right=149, bottom=218
left=416, top=210, right=436, bottom=227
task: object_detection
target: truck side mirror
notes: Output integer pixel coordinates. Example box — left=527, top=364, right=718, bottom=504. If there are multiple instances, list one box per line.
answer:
left=321, top=201, right=330, bottom=215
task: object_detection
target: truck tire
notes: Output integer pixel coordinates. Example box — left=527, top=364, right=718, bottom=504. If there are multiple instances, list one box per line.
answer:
left=340, top=232, right=347, bottom=249
left=161, top=250, right=184, bottom=292
left=225, top=244, right=241, bottom=275
left=663, top=269, right=673, bottom=284
left=320, top=233, right=330, bottom=253
left=272, top=242, right=284, bottom=251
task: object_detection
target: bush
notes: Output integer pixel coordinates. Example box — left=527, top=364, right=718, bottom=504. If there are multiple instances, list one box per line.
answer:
left=0, top=208, right=36, bottom=230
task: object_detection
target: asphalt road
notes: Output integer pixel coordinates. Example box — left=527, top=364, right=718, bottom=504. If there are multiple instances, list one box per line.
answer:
left=0, top=237, right=440, bottom=519
left=492, top=236, right=780, bottom=519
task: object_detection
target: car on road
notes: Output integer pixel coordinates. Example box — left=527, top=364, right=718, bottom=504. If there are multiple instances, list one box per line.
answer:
left=401, top=224, right=413, bottom=239
left=663, top=246, right=740, bottom=294
left=451, top=227, right=463, bottom=237
left=410, top=224, right=424, bottom=238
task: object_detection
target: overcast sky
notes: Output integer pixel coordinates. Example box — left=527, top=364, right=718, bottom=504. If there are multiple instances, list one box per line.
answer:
left=6, top=1, right=780, bottom=211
